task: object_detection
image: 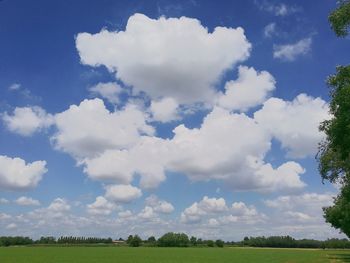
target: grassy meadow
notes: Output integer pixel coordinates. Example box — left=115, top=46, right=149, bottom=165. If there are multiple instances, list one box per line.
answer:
left=1, top=247, right=350, bottom=263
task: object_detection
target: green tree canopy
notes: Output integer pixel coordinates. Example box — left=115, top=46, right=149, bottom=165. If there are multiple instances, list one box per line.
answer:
left=157, top=232, right=189, bottom=247
left=318, top=65, right=350, bottom=183
left=129, top=235, right=142, bottom=247
left=318, top=0, right=350, bottom=237
left=324, top=183, right=350, bottom=237
left=329, top=0, right=350, bottom=37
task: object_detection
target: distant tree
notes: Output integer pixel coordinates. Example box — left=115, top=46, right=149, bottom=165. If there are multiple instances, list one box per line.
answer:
left=157, top=232, right=189, bottom=247
left=126, top=235, right=134, bottom=245
left=0, top=236, right=33, bottom=246
left=207, top=240, right=214, bottom=247
left=129, top=235, right=142, bottom=247
left=38, top=236, right=56, bottom=244
left=215, top=239, right=224, bottom=248
left=190, top=236, right=197, bottom=246
left=147, top=236, right=156, bottom=243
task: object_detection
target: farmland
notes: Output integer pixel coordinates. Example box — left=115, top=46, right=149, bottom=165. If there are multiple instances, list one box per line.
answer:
left=1, top=247, right=350, bottom=263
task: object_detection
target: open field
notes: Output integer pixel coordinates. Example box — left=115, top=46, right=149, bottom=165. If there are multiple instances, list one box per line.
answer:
left=1, top=247, right=350, bottom=263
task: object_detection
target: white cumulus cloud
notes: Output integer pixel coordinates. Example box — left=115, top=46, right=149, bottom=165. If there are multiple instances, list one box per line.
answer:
left=87, top=196, right=117, bottom=216
left=181, top=196, right=228, bottom=223
left=150, top=97, right=179, bottom=122
left=2, top=106, right=53, bottom=136
left=88, top=82, right=123, bottom=104
left=254, top=94, right=329, bottom=158
left=52, top=98, right=154, bottom=158
left=217, top=66, right=276, bottom=112
left=145, top=195, right=174, bottom=214
left=104, top=184, right=142, bottom=203
left=0, top=155, right=47, bottom=191
left=76, top=13, right=251, bottom=104
left=83, top=105, right=306, bottom=192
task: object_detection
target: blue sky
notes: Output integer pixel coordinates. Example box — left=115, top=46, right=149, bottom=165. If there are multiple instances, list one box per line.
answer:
left=0, top=0, right=348, bottom=240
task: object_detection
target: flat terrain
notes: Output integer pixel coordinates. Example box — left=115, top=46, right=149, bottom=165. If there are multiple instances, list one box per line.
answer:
left=1, top=247, right=350, bottom=263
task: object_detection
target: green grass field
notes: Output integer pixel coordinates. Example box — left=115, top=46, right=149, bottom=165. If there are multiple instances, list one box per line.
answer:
left=1, top=247, right=350, bottom=263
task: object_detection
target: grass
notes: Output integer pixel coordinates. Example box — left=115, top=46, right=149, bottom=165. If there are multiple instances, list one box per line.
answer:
left=1, top=246, right=350, bottom=263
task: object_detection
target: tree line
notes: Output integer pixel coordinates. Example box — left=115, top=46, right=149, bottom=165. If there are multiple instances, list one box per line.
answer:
left=126, top=232, right=224, bottom=247
left=239, top=236, right=350, bottom=249
left=2, top=233, right=350, bottom=249
left=0, top=236, right=113, bottom=246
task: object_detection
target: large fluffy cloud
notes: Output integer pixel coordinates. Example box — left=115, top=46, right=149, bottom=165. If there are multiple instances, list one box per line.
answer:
left=76, top=13, right=251, bottom=104
left=83, top=136, right=168, bottom=189
left=217, top=66, right=276, bottom=112
left=254, top=94, right=329, bottom=158
left=52, top=98, right=154, bottom=158
left=2, top=106, right=53, bottom=136
left=167, top=107, right=304, bottom=192
left=83, top=106, right=305, bottom=192
left=0, top=155, right=47, bottom=191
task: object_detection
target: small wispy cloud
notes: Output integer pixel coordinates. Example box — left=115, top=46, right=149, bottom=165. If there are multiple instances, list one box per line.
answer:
left=273, top=37, right=312, bottom=61
left=256, top=1, right=301, bottom=16
left=263, top=22, right=277, bottom=38
left=0, top=198, right=9, bottom=204
left=7, top=83, right=41, bottom=102
left=15, top=196, right=41, bottom=206
left=8, top=83, right=21, bottom=91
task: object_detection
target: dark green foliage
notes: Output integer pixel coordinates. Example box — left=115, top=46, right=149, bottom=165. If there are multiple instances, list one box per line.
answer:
left=329, top=0, right=350, bottom=37
left=317, top=0, right=350, bottom=238
left=129, top=235, right=142, bottom=247
left=126, top=235, right=133, bottom=245
left=215, top=239, right=224, bottom=248
left=0, top=236, right=33, bottom=246
left=243, top=236, right=297, bottom=248
left=157, top=232, right=189, bottom=247
left=126, top=235, right=142, bottom=247
left=207, top=240, right=214, bottom=247
left=240, top=236, right=350, bottom=249
left=190, top=236, right=197, bottom=246
left=318, top=66, right=350, bottom=183
left=147, top=236, right=156, bottom=243
left=37, top=236, right=56, bottom=244
left=56, top=236, right=113, bottom=244
left=324, top=183, right=350, bottom=237
left=2, top=235, right=350, bottom=249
